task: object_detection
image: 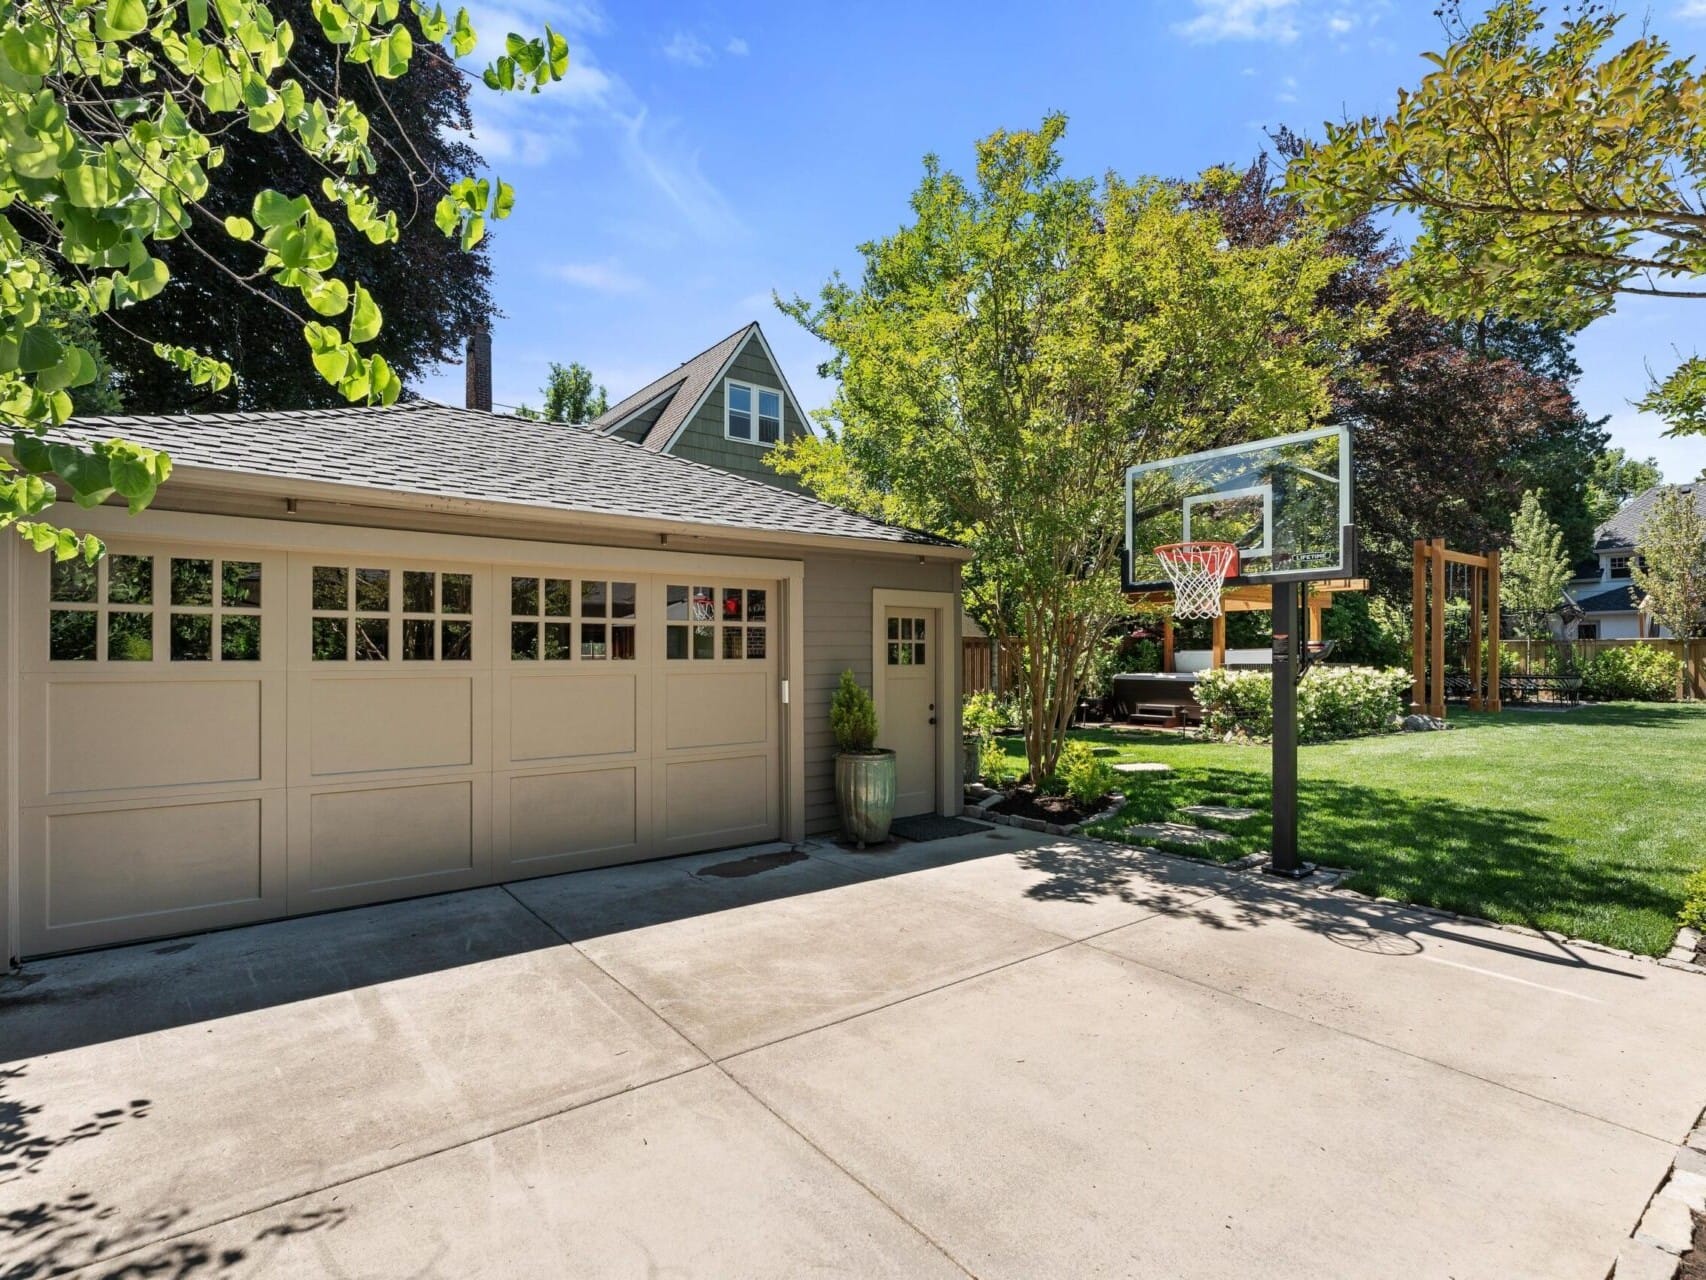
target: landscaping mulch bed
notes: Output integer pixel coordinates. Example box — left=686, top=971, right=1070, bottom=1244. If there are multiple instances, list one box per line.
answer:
left=1680, top=1212, right=1706, bottom=1280
left=990, top=786, right=1111, bottom=828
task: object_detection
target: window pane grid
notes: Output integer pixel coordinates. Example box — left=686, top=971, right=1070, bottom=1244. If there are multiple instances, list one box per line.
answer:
left=49, top=554, right=266, bottom=663
left=510, top=576, right=636, bottom=661
left=313, top=566, right=471, bottom=662
left=666, top=585, right=767, bottom=661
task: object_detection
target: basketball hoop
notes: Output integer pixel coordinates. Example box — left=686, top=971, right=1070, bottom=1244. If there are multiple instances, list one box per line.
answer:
left=1154, top=541, right=1239, bottom=619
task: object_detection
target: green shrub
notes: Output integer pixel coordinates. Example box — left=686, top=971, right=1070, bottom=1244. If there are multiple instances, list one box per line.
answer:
left=979, top=737, right=1015, bottom=787
left=1195, top=668, right=1274, bottom=740
left=1302, top=665, right=1411, bottom=740
left=1319, top=593, right=1409, bottom=668
left=1196, top=665, right=1409, bottom=743
left=830, top=669, right=879, bottom=752
left=1047, top=740, right=1117, bottom=808
left=1680, top=867, right=1706, bottom=934
left=963, top=689, right=1004, bottom=739
left=1581, top=646, right=1680, bottom=702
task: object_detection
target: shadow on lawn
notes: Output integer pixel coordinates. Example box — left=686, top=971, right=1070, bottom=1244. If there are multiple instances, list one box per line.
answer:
left=0, top=1066, right=345, bottom=1279
left=1048, top=762, right=1681, bottom=961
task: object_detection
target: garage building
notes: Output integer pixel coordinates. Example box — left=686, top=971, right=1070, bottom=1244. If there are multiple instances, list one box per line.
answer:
left=1, top=402, right=967, bottom=961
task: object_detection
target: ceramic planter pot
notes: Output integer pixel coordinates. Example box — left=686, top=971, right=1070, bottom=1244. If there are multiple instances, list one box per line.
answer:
left=836, top=749, right=896, bottom=847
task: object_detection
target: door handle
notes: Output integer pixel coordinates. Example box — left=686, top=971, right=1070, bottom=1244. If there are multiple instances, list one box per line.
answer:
left=929, top=716, right=937, bottom=725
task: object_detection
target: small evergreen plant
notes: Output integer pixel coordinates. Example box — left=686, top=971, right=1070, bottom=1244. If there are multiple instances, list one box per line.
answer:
left=830, top=670, right=879, bottom=753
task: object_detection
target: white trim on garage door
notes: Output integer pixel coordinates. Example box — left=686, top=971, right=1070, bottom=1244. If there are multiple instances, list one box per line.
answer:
left=8, top=507, right=805, bottom=957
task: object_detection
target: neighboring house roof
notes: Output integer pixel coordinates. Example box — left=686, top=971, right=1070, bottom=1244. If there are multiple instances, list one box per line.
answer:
left=589, top=322, right=813, bottom=455
left=1572, top=583, right=1643, bottom=614
left=1594, top=483, right=1706, bottom=552
left=46, top=402, right=961, bottom=553
left=589, top=325, right=752, bottom=450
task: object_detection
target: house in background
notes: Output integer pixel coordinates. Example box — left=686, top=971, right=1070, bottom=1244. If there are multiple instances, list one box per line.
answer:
left=1561, top=482, right=1706, bottom=640
left=588, top=323, right=811, bottom=490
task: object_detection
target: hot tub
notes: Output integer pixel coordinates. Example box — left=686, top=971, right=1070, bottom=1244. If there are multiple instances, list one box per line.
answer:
left=1110, top=671, right=1202, bottom=721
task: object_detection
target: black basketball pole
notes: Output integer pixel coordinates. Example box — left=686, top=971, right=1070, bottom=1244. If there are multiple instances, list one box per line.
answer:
left=1267, top=583, right=1311, bottom=878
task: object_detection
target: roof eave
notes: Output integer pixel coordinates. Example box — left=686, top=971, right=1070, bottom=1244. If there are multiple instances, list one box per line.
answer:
left=147, top=462, right=974, bottom=562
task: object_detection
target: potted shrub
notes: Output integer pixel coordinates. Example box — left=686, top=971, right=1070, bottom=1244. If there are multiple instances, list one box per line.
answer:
left=831, top=669, right=895, bottom=847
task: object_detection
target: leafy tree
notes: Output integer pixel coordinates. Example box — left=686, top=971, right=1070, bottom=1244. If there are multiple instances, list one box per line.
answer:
left=1285, top=0, right=1706, bottom=437
left=1632, top=488, right=1706, bottom=641
left=1192, top=142, right=1605, bottom=596
left=84, top=0, right=496, bottom=413
left=1502, top=490, right=1572, bottom=641
left=772, top=116, right=1352, bottom=780
left=518, top=361, right=608, bottom=423
left=1586, top=448, right=1664, bottom=525
left=2, top=0, right=572, bottom=562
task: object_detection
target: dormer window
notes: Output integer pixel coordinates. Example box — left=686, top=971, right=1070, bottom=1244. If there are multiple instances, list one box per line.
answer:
left=1609, top=555, right=1632, bottom=579
left=725, top=380, right=782, bottom=446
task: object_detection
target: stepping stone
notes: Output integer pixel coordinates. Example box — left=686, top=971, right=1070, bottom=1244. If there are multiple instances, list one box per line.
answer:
left=1123, top=822, right=1231, bottom=846
left=1181, top=804, right=1257, bottom=822
left=1113, top=761, right=1173, bottom=774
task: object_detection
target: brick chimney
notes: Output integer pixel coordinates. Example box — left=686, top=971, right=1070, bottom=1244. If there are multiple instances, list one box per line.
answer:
left=464, top=326, right=492, bottom=412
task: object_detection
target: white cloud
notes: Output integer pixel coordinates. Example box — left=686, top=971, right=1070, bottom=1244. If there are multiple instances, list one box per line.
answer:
left=662, top=31, right=711, bottom=66
left=725, top=36, right=749, bottom=56
left=1678, top=0, right=1706, bottom=20
left=1173, top=0, right=1298, bottom=44
left=616, top=107, right=745, bottom=243
left=551, top=260, right=646, bottom=294
left=1326, top=10, right=1356, bottom=34
left=1275, top=73, right=1298, bottom=103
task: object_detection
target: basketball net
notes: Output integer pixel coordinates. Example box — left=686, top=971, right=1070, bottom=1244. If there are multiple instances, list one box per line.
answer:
left=1155, top=542, right=1239, bottom=620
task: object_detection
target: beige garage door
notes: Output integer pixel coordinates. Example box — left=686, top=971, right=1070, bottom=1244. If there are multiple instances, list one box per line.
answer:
left=17, top=537, right=781, bottom=955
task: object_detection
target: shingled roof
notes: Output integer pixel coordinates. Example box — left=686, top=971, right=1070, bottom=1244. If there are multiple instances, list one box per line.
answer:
left=589, top=324, right=752, bottom=451
left=1572, top=583, right=1643, bottom=614
left=1595, top=483, right=1706, bottom=552
left=48, top=401, right=957, bottom=551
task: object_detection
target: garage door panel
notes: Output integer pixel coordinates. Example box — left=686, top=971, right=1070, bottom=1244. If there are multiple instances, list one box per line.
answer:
left=508, top=673, right=639, bottom=764
left=663, top=670, right=770, bottom=751
left=658, top=754, right=777, bottom=854
left=498, top=765, right=645, bottom=876
left=38, top=678, right=265, bottom=801
left=21, top=794, right=285, bottom=955
left=291, top=778, right=489, bottom=910
left=305, top=676, right=475, bottom=778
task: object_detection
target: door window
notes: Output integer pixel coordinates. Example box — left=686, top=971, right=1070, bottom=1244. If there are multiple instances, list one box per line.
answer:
left=887, top=615, right=927, bottom=666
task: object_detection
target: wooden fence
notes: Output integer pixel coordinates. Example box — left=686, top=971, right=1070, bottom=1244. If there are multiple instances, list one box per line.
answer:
left=1503, top=637, right=1706, bottom=700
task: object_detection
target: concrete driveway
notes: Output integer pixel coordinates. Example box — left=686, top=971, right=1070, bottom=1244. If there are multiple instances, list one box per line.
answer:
left=4, top=827, right=1704, bottom=1279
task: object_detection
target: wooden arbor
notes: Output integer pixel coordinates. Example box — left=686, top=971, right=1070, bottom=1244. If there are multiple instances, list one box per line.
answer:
left=1412, top=539, right=1502, bottom=717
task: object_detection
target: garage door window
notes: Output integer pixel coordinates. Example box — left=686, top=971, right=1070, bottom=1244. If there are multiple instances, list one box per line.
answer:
left=510, top=576, right=636, bottom=662
left=48, top=553, right=162, bottom=662
left=167, top=558, right=264, bottom=661
left=313, top=565, right=473, bottom=661
left=666, top=585, right=767, bottom=660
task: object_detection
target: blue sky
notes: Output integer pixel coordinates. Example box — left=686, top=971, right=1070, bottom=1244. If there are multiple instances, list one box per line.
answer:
left=416, top=0, right=1706, bottom=483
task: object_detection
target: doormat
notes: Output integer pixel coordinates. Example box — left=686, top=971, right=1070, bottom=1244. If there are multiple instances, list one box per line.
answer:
left=890, top=815, right=991, bottom=843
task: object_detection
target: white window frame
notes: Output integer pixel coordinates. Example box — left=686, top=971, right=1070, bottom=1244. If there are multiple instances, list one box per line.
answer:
left=723, top=378, right=785, bottom=448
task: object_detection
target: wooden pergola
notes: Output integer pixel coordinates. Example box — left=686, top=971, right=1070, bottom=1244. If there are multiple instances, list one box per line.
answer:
left=1124, top=578, right=1370, bottom=672
left=1412, top=539, right=1502, bottom=717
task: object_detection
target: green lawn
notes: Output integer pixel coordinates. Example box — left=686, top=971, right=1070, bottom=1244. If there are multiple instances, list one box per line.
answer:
left=994, top=703, right=1706, bottom=956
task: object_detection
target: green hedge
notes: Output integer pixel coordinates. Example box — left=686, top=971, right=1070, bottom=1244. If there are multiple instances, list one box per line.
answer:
left=1580, top=646, right=1680, bottom=702
left=1196, top=665, right=1411, bottom=743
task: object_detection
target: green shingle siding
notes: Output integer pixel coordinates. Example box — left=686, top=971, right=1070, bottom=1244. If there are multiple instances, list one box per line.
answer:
left=668, top=339, right=805, bottom=491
